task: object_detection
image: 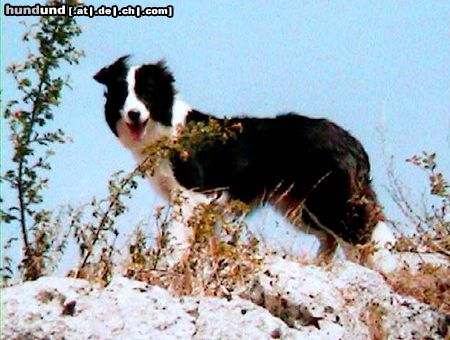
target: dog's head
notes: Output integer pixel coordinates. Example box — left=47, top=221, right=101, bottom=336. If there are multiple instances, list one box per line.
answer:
left=94, top=56, right=176, bottom=147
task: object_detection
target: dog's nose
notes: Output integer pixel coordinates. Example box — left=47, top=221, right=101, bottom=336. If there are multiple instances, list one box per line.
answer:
left=128, top=110, right=141, bottom=123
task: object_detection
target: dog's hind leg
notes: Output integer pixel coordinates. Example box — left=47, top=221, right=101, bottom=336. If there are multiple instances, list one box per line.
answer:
left=274, top=196, right=341, bottom=262
left=315, top=230, right=339, bottom=263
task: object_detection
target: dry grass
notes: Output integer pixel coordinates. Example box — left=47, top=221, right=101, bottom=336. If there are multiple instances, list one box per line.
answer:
left=123, top=200, right=262, bottom=297
left=362, top=301, right=388, bottom=340
left=385, top=263, right=450, bottom=314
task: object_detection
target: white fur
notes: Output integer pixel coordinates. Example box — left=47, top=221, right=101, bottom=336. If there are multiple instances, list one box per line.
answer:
left=123, top=66, right=151, bottom=124
left=171, top=96, right=192, bottom=128
left=370, top=221, right=396, bottom=248
left=117, top=72, right=192, bottom=158
left=164, top=189, right=214, bottom=267
left=149, top=159, right=217, bottom=266
left=367, top=221, right=398, bottom=273
left=116, top=80, right=213, bottom=265
left=369, top=222, right=450, bottom=274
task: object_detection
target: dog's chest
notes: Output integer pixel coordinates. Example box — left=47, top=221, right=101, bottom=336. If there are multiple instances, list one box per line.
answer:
left=150, top=159, right=181, bottom=200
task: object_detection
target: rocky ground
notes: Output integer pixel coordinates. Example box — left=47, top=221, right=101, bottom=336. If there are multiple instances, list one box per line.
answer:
left=2, top=257, right=448, bottom=339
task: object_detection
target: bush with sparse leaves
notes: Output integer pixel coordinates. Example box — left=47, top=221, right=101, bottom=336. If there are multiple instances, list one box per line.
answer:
left=1, top=0, right=83, bottom=282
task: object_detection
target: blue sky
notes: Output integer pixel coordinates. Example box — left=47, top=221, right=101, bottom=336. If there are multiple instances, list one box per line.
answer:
left=2, top=1, right=449, bottom=267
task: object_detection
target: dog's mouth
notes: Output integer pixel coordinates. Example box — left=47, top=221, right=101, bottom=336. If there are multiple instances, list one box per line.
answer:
left=126, top=119, right=149, bottom=141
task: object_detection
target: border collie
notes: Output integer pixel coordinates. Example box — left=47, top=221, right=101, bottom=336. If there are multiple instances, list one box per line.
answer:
left=94, top=56, right=395, bottom=266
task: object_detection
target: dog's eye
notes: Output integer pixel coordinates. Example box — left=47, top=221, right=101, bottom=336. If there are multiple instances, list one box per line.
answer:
left=142, top=82, right=154, bottom=93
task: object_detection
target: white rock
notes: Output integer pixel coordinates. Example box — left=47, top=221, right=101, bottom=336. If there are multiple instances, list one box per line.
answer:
left=2, top=275, right=307, bottom=339
left=2, top=276, right=194, bottom=339
left=242, top=257, right=447, bottom=340
left=2, top=258, right=447, bottom=340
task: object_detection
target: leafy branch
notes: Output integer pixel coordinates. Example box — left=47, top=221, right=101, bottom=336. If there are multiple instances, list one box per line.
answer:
left=1, top=0, right=84, bottom=281
left=76, top=168, right=142, bottom=275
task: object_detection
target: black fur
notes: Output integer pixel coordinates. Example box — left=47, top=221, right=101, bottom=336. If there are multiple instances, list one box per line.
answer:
left=173, top=111, right=381, bottom=244
left=94, top=57, right=176, bottom=134
left=134, top=61, right=176, bottom=127
left=94, top=57, right=384, bottom=245
left=94, top=56, right=130, bottom=136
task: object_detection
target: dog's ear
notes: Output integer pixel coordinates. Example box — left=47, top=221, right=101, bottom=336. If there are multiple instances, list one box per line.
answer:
left=93, top=55, right=130, bottom=85
left=156, top=59, right=175, bottom=83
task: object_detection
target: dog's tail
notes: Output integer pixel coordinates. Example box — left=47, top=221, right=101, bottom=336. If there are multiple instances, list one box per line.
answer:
left=366, top=221, right=398, bottom=272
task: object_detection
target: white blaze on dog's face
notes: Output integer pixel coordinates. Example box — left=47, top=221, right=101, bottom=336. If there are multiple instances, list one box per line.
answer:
left=94, top=56, right=180, bottom=154
left=120, top=66, right=151, bottom=143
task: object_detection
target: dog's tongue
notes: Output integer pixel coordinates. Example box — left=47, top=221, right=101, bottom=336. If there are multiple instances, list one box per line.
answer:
left=128, top=123, right=144, bottom=141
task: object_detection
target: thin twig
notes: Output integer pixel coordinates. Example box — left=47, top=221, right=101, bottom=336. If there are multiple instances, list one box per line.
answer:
left=77, top=155, right=152, bottom=273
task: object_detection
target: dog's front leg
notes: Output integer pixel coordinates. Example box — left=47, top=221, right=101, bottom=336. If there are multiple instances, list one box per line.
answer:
left=163, top=190, right=211, bottom=267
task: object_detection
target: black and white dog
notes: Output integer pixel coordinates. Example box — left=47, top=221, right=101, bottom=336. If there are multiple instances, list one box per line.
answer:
left=94, top=56, right=395, bottom=265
